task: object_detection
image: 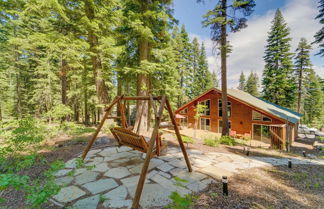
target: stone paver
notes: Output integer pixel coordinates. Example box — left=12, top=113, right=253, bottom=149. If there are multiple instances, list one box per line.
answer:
left=75, top=171, right=99, bottom=185
left=83, top=179, right=118, bottom=194
left=104, top=185, right=128, bottom=200
left=54, top=169, right=71, bottom=177
left=103, top=199, right=132, bottom=209
left=53, top=144, right=324, bottom=208
left=128, top=184, right=172, bottom=208
left=55, top=176, right=73, bottom=186
left=73, top=194, right=99, bottom=209
left=104, top=167, right=130, bottom=179
left=92, top=163, right=109, bottom=172
left=53, top=186, right=85, bottom=203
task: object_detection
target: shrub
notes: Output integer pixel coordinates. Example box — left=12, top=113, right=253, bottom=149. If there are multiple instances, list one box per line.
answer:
left=203, top=138, right=219, bottom=147
left=203, top=135, right=219, bottom=147
left=219, top=136, right=236, bottom=146
left=181, top=135, right=195, bottom=144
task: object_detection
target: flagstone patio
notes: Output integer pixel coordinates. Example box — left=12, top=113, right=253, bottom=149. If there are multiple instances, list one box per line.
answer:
left=51, top=145, right=324, bottom=209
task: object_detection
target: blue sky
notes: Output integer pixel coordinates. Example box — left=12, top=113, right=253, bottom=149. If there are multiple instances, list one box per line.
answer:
left=171, top=0, right=324, bottom=88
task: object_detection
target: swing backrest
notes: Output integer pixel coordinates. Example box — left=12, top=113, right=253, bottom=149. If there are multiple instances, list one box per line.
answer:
left=110, top=127, right=149, bottom=153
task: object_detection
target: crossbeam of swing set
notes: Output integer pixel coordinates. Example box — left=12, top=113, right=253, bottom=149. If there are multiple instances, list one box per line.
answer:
left=81, top=95, right=192, bottom=209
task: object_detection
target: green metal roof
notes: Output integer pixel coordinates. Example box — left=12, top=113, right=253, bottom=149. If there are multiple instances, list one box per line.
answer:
left=226, top=88, right=302, bottom=124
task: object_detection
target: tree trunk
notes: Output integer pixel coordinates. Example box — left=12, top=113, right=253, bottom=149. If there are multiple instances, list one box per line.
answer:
left=84, top=0, right=109, bottom=117
left=61, top=59, right=68, bottom=106
left=0, top=102, right=2, bottom=121
left=84, top=89, right=90, bottom=125
left=297, top=51, right=303, bottom=113
left=134, top=38, right=150, bottom=133
left=16, top=72, right=22, bottom=119
left=221, top=0, right=229, bottom=136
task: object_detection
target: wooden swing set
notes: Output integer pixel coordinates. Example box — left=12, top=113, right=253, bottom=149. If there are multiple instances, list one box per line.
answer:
left=81, top=95, right=192, bottom=209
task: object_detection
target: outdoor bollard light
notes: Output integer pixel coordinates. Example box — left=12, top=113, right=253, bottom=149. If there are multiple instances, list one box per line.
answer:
left=302, top=151, right=306, bottom=157
left=246, top=148, right=250, bottom=156
left=288, top=160, right=292, bottom=168
left=222, top=176, right=228, bottom=196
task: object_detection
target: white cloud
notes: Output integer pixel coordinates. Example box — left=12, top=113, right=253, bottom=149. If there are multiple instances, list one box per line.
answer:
left=190, top=0, right=324, bottom=88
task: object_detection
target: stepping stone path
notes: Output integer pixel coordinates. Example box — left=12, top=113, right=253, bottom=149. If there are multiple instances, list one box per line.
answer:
left=52, top=146, right=324, bottom=208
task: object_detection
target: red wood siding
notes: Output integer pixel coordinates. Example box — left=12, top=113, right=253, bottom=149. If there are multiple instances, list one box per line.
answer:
left=176, top=90, right=286, bottom=135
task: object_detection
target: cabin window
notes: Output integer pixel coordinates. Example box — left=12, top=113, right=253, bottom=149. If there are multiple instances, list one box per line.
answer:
left=179, top=108, right=188, bottom=114
left=199, top=100, right=210, bottom=116
left=218, top=100, right=231, bottom=117
left=218, top=120, right=231, bottom=133
left=180, top=117, right=188, bottom=127
left=252, top=110, right=272, bottom=122
left=262, top=116, right=272, bottom=122
left=252, top=111, right=262, bottom=120
left=200, top=118, right=210, bottom=130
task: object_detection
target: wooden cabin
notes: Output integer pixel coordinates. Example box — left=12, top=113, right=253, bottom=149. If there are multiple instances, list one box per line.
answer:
left=175, top=88, right=302, bottom=150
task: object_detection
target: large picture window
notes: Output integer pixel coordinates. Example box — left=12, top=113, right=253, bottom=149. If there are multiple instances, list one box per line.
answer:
left=252, top=110, right=272, bottom=122
left=200, top=118, right=210, bottom=131
left=218, top=100, right=231, bottom=117
left=199, top=100, right=210, bottom=116
left=179, top=108, right=188, bottom=114
left=180, top=117, right=188, bottom=127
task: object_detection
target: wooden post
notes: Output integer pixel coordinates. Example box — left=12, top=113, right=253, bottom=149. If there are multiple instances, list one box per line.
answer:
left=118, top=99, right=127, bottom=128
left=165, top=98, right=192, bottom=172
left=81, top=96, right=121, bottom=160
left=132, top=96, right=166, bottom=209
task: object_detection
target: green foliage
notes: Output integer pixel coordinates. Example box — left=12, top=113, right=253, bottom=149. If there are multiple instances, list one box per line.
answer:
left=168, top=191, right=195, bottom=209
left=238, top=72, right=246, bottom=91
left=168, top=177, right=195, bottom=209
left=181, top=135, right=195, bottom=144
left=219, top=136, right=236, bottom=146
left=262, top=9, right=296, bottom=108
left=0, top=159, right=64, bottom=208
left=245, top=72, right=259, bottom=96
left=303, top=71, right=324, bottom=127
left=204, top=138, right=219, bottom=147
left=313, top=0, right=324, bottom=56
left=45, top=104, right=73, bottom=122
left=75, top=157, right=85, bottom=169
left=59, top=122, right=95, bottom=136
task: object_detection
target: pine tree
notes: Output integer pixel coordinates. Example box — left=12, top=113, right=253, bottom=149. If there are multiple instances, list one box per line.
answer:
left=211, top=70, right=219, bottom=88
left=201, top=0, right=256, bottom=136
left=313, top=0, right=324, bottom=56
left=238, top=72, right=246, bottom=90
left=198, top=43, right=213, bottom=91
left=262, top=9, right=296, bottom=108
left=304, top=70, right=323, bottom=127
left=294, top=38, right=312, bottom=113
left=245, top=72, right=259, bottom=96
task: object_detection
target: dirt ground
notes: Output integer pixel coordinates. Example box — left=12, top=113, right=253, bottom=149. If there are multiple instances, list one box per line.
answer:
left=194, top=165, right=324, bottom=209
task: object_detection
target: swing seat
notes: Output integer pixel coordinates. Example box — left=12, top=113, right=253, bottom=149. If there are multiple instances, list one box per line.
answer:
left=110, top=127, right=166, bottom=156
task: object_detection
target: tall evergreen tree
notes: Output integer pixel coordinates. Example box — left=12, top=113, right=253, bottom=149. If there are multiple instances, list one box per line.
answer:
left=200, top=0, right=256, bottom=136
left=245, top=72, right=259, bottom=96
left=304, top=70, right=323, bottom=127
left=211, top=70, right=219, bottom=88
left=294, top=38, right=312, bottom=113
left=262, top=9, right=296, bottom=108
left=238, top=72, right=246, bottom=90
left=313, top=0, right=324, bottom=56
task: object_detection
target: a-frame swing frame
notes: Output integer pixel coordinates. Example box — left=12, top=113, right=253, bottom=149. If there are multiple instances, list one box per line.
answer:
left=81, top=95, right=192, bottom=209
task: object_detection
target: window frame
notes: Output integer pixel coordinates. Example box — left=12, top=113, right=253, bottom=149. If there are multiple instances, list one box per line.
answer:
left=180, top=116, right=188, bottom=127
left=218, top=99, right=232, bottom=118
left=200, top=118, right=210, bottom=131
left=179, top=108, right=188, bottom=114
left=199, top=99, right=211, bottom=116
left=252, top=110, right=272, bottom=122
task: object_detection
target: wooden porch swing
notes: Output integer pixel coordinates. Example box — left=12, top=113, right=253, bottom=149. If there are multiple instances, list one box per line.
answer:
left=81, top=95, right=192, bottom=209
